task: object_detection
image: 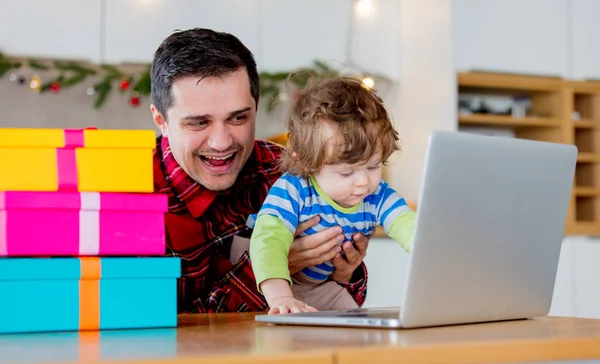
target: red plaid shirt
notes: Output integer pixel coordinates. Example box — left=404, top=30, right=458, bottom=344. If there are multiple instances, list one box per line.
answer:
left=153, top=135, right=368, bottom=313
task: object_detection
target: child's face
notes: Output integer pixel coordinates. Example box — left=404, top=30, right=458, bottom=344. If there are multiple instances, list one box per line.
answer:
left=314, top=153, right=383, bottom=208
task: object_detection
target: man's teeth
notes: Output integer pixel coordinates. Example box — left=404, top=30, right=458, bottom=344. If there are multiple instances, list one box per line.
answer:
left=205, top=154, right=234, bottom=160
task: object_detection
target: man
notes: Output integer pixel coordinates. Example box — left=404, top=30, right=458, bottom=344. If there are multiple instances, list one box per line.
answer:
left=150, top=28, right=371, bottom=313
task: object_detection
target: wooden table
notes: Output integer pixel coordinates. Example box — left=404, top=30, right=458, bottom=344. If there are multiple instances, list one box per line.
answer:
left=1, top=314, right=600, bottom=364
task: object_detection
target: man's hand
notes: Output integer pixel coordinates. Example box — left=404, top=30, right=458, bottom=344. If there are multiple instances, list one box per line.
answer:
left=330, top=232, right=370, bottom=284
left=288, top=216, right=344, bottom=274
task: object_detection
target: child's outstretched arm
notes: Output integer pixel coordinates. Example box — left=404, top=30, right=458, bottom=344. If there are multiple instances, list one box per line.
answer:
left=386, top=211, right=416, bottom=252
left=249, top=174, right=317, bottom=314
left=376, top=181, right=417, bottom=252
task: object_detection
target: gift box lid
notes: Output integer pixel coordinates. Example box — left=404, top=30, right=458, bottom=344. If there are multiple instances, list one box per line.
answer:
left=0, top=191, right=167, bottom=212
left=0, top=257, right=181, bottom=281
left=0, top=128, right=156, bottom=149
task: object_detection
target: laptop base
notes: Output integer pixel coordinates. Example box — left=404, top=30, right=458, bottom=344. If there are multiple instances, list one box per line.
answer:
left=255, top=308, right=403, bottom=329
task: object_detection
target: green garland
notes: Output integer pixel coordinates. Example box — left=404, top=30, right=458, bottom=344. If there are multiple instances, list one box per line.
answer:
left=1, top=52, right=382, bottom=112
left=0, top=52, right=151, bottom=109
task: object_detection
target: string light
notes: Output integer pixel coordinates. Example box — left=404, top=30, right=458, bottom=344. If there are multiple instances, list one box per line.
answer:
left=133, top=0, right=161, bottom=6
left=29, top=74, right=41, bottom=93
left=354, top=0, right=375, bottom=18
left=361, top=77, right=375, bottom=89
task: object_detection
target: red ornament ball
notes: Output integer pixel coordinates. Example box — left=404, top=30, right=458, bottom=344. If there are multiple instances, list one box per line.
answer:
left=50, top=83, right=60, bottom=93
left=120, top=79, right=130, bottom=91
left=130, top=96, right=140, bottom=107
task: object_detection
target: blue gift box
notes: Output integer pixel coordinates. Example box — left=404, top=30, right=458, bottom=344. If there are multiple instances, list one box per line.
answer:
left=0, top=257, right=180, bottom=334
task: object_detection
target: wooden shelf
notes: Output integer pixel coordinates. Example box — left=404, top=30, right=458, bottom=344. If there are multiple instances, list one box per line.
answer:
left=574, top=187, right=600, bottom=196
left=568, top=222, right=600, bottom=236
left=565, top=80, right=600, bottom=94
left=577, top=153, right=600, bottom=162
left=458, top=72, right=563, bottom=91
left=574, top=120, right=600, bottom=128
left=459, top=114, right=560, bottom=127
left=457, top=72, right=600, bottom=236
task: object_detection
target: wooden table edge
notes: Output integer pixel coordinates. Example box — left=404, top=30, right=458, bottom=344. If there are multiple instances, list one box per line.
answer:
left=83, top=349, right=336, bottom=364
left=81, top=337, right=600, bottom=364
left=335, top=336, right=600, bottom=364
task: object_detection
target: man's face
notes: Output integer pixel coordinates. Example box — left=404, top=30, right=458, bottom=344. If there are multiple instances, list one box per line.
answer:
left=152, top=68, right=256, bottom=191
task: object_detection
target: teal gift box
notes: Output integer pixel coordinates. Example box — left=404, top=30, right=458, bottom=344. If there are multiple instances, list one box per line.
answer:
left=0, top=257, right=180, bottom=334
left=0, top=328, right=178, bottom=362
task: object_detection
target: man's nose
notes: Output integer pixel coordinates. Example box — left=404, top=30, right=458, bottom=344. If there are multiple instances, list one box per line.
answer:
left=207, top=122, right=234, bottom=152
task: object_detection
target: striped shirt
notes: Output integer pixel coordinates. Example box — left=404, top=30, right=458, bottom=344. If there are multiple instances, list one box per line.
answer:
left=248, top=172, right=415, bottom=287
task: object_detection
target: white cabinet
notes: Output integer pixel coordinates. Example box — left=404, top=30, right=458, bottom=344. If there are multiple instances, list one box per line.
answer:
left=0, top=0, right=102, bottom=61
left=452, top=0, right=570, bottom=77
left=571, top=237, right=600, bottom=318
left=260, top=0, right=351, bottom=72
left=103, top=0, right=259, bottom=64
left=363, top=238, right=409, bottom=308
left=102, top=0, right=384, bottom=72
left=548, top=239, right=575, bottom=317
left=570, top=0, right=600, bottom=80
left=347, top=0, right=401, bottom=81
left=550, top=236, right=600, bottom=320
left=261, top=0, right=400, bottom=78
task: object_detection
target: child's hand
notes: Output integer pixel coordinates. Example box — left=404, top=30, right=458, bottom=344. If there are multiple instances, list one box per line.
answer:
left=260, top=278, right=317, bottom=314
left=268, top=296, right=318, bottom=315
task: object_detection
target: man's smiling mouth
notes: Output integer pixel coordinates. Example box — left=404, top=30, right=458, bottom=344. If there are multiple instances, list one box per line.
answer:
left=199, top=152, right=237, bottom=167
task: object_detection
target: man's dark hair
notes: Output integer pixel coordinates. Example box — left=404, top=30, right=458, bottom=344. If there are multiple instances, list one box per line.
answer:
left=150, top=28, right=260, bottom=120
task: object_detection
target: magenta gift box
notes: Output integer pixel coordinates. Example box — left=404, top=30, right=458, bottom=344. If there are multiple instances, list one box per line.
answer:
left=0, top=191, right=168, bottom=257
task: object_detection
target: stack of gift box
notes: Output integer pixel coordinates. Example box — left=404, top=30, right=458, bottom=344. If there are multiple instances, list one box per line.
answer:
left=0, top=127, right=180, bottom=334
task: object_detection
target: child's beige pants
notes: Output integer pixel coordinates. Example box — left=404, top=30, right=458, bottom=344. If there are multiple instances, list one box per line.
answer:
left=291, top=278, right=359, bottom=310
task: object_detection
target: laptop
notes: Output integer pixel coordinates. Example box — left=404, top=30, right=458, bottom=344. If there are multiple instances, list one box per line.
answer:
left=255, top=131, right=578, bottom=329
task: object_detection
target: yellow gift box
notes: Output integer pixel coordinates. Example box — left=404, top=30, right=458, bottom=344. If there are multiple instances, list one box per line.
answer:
left=0, top=127, right=156, bottom=193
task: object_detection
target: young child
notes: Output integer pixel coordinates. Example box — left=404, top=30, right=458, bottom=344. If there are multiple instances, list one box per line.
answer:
left=247, top=76, right=416, bottom=314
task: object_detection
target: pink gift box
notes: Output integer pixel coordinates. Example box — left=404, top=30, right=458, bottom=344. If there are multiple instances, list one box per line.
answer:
left=0, top=191, right=168, bottom=257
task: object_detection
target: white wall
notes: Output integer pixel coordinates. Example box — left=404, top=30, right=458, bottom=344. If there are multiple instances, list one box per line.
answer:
left=363, top=0, right=456, bottom=307
left=451, top=0, right=600, bottom=81
left=451, top=0, right=570, bottom=78
left=570, top=0, right=600, bottom=80
left=0, top=0, right=403, bottom=77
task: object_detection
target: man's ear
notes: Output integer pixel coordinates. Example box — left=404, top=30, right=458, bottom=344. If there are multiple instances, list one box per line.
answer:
left=151, top=104, right=168, bottom=137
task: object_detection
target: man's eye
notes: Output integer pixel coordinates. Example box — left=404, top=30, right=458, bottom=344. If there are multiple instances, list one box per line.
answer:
left=189, top=121, right=208, bottom=128
left=231, top=114, right=248, bottom=123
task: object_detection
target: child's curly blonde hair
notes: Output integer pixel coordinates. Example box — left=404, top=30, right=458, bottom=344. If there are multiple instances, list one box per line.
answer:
left=279, top=76, right=401, bottom=178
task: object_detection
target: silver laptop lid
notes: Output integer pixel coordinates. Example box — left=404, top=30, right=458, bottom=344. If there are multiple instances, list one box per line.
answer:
left=400, top=131, right=577, bottom=328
